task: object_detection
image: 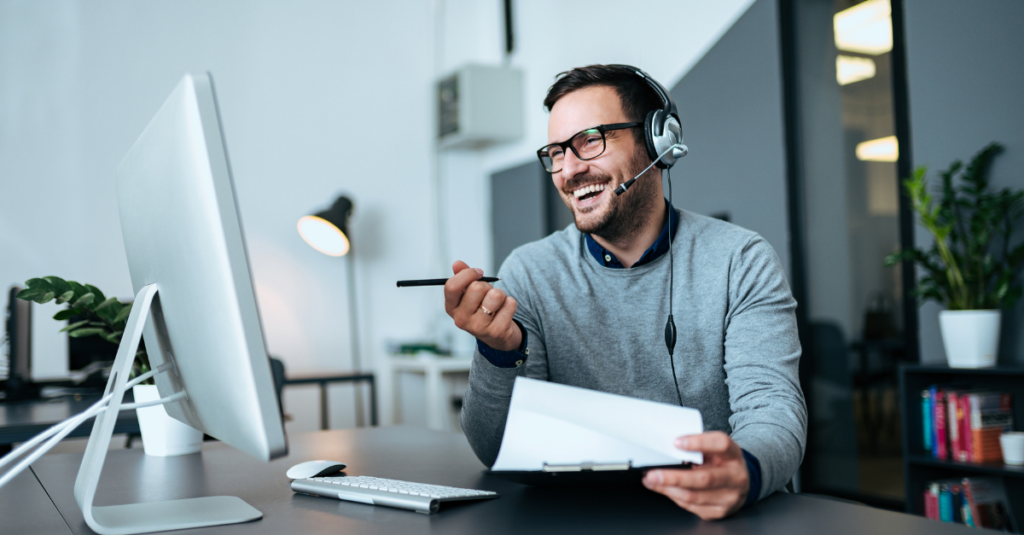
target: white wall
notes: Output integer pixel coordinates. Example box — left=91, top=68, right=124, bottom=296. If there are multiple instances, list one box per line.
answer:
left=903, top=0, right=1024, bottom=365
left=1, top=0, right=753, bottom=430
left=0, top=1, right=441, bottom=429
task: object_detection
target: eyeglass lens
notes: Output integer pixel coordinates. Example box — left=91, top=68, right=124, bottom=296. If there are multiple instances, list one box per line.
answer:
left=540, top=128, right=605, bottom=173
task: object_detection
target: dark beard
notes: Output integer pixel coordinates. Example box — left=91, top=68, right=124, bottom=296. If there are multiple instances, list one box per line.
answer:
left=568, top=149, right=659, bottom=242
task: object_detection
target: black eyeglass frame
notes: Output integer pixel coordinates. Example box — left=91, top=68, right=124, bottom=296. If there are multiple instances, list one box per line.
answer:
left=536, top=122, right=642, bottom=173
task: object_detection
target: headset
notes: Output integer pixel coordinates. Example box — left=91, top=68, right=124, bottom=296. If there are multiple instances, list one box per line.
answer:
left=609, top=64, right=688, bottom=170
left=609, top=64, right=688, bottom=406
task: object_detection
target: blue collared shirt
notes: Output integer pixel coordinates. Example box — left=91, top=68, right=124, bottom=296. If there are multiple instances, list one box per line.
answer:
left=584, top=200, right=679, bottom=269
left=477, top=200, right=761, bottom=506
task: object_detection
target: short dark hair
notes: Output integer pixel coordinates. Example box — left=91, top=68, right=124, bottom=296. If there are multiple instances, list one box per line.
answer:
left=543, top=64, right=664, bottom=146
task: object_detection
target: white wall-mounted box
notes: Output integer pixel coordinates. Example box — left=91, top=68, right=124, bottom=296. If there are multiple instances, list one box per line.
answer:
left=438, top=64, right=523, bottom=150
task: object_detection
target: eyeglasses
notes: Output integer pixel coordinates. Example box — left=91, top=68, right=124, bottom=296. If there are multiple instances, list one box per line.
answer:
left=536, top=122, right=641, bottom=173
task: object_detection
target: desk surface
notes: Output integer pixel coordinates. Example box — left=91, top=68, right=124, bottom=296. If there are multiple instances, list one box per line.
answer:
left=27, top=426, right=977, bottom=535
left=0, top=395, right=139, bottom=445
left=1, top=466, right=71, bottom=534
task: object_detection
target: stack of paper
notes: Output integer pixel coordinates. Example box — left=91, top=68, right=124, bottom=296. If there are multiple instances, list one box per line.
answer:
left=491, top=378, right=704, bottom=471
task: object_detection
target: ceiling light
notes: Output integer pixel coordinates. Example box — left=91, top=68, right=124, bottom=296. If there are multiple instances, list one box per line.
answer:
left=834, top=0, right=893, bottom=55
left=836, top=55, right=876, bottom=85
left=856, top=135, right=899, bottom=162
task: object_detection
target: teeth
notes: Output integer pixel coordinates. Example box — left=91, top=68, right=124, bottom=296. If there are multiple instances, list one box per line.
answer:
left=573, top=183, right=606, bottom=199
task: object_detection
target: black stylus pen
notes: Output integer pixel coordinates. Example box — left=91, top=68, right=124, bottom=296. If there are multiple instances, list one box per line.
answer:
left=397, top=277, right=499, bottom=287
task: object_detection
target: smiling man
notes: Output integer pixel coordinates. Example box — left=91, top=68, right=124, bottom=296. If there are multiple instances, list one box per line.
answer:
left=444, top=64, right=806, bottom=520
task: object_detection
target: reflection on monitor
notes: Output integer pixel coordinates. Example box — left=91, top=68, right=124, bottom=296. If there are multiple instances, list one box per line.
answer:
left=70, top=73, right=287, bottom=534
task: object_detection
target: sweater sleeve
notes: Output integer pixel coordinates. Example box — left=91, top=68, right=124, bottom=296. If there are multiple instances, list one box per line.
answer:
left=723, top=236, right=807, bottom=500
left=459, top=252, right=550, bottom=467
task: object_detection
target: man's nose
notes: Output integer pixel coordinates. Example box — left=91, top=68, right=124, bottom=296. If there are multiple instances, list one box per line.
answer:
left=560, top=149, right=588, bottom=184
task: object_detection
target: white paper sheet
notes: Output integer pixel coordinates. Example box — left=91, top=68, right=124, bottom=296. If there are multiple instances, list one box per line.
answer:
left=491, top=377, right=704, bottom=471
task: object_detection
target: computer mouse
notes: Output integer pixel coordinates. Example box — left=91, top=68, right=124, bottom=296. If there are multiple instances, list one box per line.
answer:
left=286, top=460, right=348, bottom=479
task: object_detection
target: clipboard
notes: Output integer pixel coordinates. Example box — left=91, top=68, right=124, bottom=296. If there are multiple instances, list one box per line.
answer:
left=488, top=461, right=692, bottom=486
left=489, top=379, right=705, bottom=480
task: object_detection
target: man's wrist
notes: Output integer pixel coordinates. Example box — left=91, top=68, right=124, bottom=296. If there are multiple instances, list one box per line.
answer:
left=741, top=449, right=762, bottom=507
left=484, top=320, right=524, bottom=352
left=476, top=319, right=529, bottom=368
left=511, top=319, right=527, bottom=352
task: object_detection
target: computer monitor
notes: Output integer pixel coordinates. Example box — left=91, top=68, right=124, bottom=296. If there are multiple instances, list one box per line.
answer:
left=3, top=287, right=34, bottom=398
left=72, top=73, right=287, bottom=534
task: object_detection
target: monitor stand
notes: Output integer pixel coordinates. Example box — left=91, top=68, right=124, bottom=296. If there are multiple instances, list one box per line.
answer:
left=73, top=283, right=263, bottom=535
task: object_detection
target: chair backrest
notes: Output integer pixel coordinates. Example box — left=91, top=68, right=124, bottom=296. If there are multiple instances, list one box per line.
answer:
left=809, top=321, right=851, bottom=385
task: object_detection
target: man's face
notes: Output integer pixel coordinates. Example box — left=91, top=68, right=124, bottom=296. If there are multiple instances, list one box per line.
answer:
left=547, top=86, right=652, bottom=237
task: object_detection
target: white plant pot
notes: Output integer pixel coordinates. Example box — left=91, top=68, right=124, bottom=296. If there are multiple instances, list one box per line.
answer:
left=939, top=310, right=1001, bottom=368
left=132, top=384, right=203, bottom=456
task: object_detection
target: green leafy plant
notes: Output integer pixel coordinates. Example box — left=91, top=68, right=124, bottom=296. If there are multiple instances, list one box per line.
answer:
left=16, top=276, right=152, bottom=382
left=885, top=142, right=1024, bottom=310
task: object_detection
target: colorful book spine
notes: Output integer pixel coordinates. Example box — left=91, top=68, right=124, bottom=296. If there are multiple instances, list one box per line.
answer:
left=961, top=478, right=977, bottom=528
left=968, top=392, right=1013, bottom=462
left=948, top=391, right=961, bottom=461
left=930, top=385, right=939, bottom=455
left=935, top=389, right=948, bottom=460
left=951, top=484, right=964, bottom=523
left=962, top=501, right=974, bottom=526
left=925, top=483, right=940, bottom=520
left=939, top=483, right=953, bottom=522
left=959, top=394, right=973, bottom=462
left=922, top=390, right=933, bottom=452
left=963, top=477, right=1016, bottom=530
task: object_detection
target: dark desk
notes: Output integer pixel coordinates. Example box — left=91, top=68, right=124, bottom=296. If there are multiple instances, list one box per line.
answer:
left=0, top=395, right=140, bottom=452
left=27, top=426, right=976, bottom=535
left=1, top=466, right=71, bottom=534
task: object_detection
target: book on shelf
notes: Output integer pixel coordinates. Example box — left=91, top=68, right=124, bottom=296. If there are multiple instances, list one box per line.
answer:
left=958, top=392, right=972, bottom=462
left=922, top=389, right=933, bottom=452
left=924, top=482, right=939, bottom=520
left=938, top=482, right=953, bottom=522
left=921, top=384, right=1013, bottom=463
left=948, top=390, right=963, bottom=461
left=964, top=477, right=1016, bottom=531
left=934, top=386, right=948, bottom=459
left=923, top=477, right=1016, bottom=530
left=969, top=392, right=1013, bottom=463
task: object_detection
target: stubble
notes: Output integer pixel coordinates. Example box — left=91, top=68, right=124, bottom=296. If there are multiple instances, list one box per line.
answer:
left=565, top=148, right=659, bottom=243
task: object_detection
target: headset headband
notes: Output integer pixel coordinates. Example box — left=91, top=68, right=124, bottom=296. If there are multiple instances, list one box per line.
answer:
left=607, top=64, right=678, bottom=119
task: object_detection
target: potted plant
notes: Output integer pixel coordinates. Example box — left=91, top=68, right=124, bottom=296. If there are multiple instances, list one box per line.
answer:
left=16, top=276, right=202, bottom=455
left=886, top=142, right=1024, bottom=367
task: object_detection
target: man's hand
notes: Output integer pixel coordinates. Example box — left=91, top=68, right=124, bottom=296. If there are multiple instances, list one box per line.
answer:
left=642, top=431, right=750, bottom=520
left=444, top=260, right=522, bottom=352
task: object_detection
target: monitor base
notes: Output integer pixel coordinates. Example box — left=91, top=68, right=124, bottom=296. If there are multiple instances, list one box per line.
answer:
left=73, top=284, right=263, bottom=534
left=90, top=496, right=261, bottom=535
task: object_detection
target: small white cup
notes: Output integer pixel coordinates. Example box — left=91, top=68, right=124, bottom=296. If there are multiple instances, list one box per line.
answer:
left=1000, top=432, right=1024, bottom=465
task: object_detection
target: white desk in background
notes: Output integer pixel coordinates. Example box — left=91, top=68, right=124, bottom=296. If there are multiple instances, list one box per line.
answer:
left=378, top=354, right=472, bottom=431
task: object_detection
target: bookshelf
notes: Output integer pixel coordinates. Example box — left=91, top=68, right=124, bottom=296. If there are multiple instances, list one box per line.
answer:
left=900, top=364, right=1024, bottom=527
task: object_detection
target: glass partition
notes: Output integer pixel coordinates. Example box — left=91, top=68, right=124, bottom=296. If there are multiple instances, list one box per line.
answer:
left=790, top=0, right=908, bottom=506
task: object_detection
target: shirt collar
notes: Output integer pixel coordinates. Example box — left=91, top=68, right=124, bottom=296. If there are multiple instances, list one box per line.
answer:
left=585, top=200, right=679, bottom=269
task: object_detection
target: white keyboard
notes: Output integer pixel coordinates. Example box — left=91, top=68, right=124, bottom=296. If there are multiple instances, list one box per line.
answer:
left=290, top=475, right=499, bottom=514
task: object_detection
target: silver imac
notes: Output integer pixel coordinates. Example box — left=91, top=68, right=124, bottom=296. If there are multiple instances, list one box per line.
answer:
left=72, top=73, right=288, bottom=534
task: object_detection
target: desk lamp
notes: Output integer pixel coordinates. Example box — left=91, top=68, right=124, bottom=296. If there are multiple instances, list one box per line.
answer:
left=298, top=196, right=365, bottom=426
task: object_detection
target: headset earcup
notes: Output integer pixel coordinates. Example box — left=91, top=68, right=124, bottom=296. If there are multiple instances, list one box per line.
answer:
left=644, top=109, right=663, bottom=168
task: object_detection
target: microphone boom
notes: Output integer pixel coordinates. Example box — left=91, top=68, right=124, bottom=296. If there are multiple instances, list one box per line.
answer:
left=613, top=143, right=687, bottom=196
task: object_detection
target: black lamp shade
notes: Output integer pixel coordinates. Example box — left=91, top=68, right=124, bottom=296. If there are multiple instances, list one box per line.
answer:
left=298, top=196, right=354, bottom=257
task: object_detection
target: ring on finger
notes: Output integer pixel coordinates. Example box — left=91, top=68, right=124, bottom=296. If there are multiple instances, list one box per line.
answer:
left=479, top=306, right=494, bottom=316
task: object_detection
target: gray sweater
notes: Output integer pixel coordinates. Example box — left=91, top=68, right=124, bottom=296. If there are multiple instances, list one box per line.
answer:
left=460, top=209, right=807, bottom=500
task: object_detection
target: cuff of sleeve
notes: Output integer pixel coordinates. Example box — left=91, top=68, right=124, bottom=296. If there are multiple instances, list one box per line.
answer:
left=475, top=319, right=529, bottom=369
left=742, top=449, right=762, bottom=508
